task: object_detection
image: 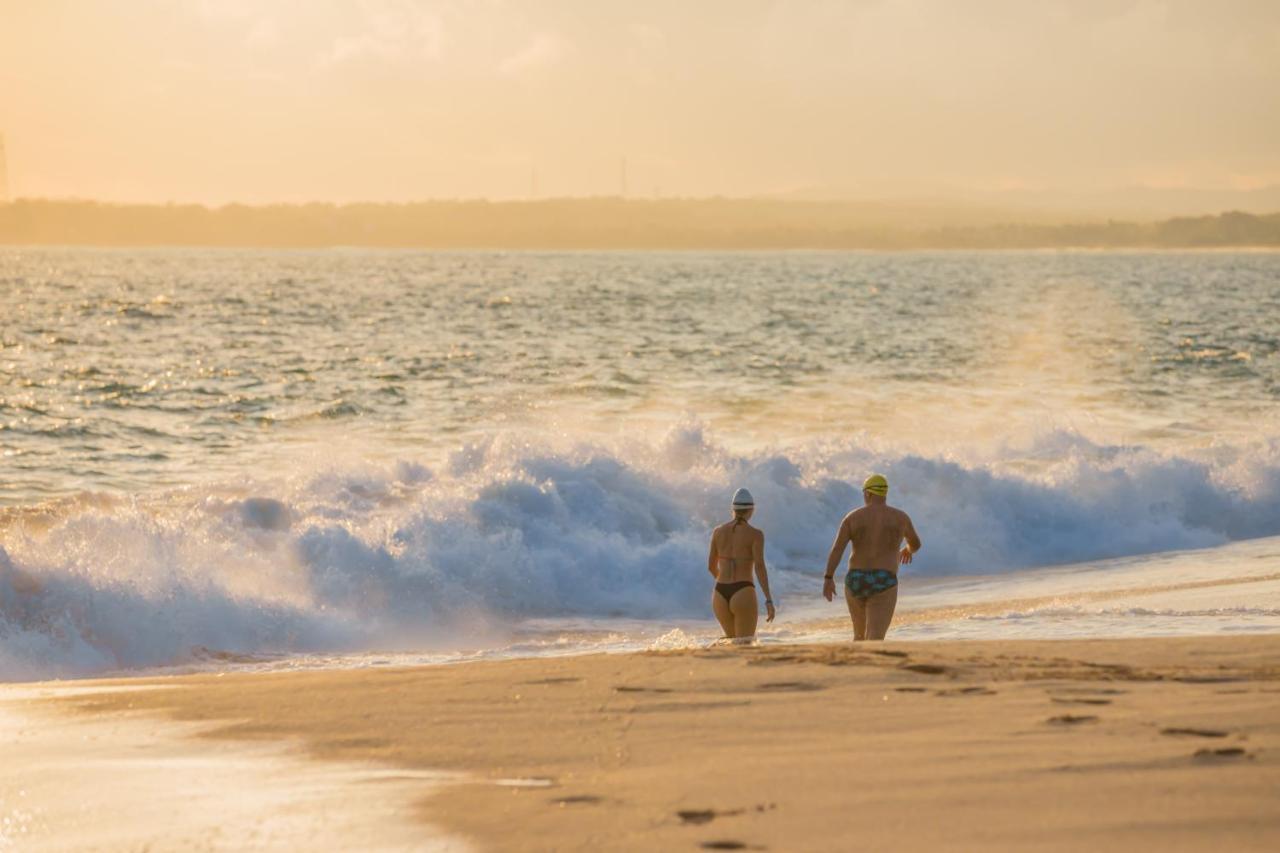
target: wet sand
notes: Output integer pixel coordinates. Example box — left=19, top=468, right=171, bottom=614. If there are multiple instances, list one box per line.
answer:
left=27, top=636, right=1280, bottom=851
left=0, top=686, right=468, bottom=851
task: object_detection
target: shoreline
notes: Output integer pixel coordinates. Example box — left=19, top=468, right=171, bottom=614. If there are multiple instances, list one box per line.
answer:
left=11, top=635, right=1279, bottom=851
left=3, top=527, right=1276, bottom=687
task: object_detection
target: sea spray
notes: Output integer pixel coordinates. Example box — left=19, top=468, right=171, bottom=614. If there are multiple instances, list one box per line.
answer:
left=3, top=424, right=1280, bottom=680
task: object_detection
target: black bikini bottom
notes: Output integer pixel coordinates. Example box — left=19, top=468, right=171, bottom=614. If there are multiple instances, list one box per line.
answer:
left=715, top=581, right=755, bottom=603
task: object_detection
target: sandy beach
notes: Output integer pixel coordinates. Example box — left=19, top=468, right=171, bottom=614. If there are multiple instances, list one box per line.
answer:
left=6, top=4, right=1280, bottom=850
left=5, top=634, right=1274, bottom=851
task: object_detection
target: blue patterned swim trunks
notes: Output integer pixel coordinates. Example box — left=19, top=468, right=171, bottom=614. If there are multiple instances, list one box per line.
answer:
left=845, top=569, right=898, bottom=600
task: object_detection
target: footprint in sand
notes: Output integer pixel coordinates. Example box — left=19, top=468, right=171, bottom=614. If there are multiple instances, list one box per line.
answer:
left=900, top=663, right=947, bottom=675
left=1194, top=747, right=1250, bottom=759
left=525, top=677, right=582, bottom=685
left=1052, top=697, right=1112, bottom=706
left=700, top=842, right=752, bottom=851
left=679, top=804, right=774, bottom=826
left=936, top=686, right=996, bottom=697
left=1047, top=714, right=1098, bottom=725
left=757, top=681, right=824, bottom=692
left=679, top=808, right=744, bottom=825
left=894, top=687, right=928, bottom=693
left=614, top=685, right=675, bottom=694
left=554, top=795, right=603, bottom=806
left=1161, top=727, right=1230, bottom=739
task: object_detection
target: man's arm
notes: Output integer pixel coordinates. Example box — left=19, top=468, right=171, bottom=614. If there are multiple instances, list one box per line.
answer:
left=900, top=513, right=922, bottom=565
left=753, top=530, right=775, bottom=622
left=823, top=516, right=851, bottom=601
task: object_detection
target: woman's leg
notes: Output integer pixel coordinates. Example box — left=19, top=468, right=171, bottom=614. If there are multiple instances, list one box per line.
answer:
left=729, top=587, right=759, bottom=638
left=712, top=589, right=736, bottom=637
left=864, top=585, right=899, bottom=640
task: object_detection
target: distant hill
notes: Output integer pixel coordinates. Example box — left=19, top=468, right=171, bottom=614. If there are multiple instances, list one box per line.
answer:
left=1, top=198, right=1278, bottom=250
left=772, top=183, right=1280, bottom=223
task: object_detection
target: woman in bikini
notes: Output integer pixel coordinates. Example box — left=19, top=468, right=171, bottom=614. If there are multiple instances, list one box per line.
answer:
left=707, top=488, right=776, bottom=640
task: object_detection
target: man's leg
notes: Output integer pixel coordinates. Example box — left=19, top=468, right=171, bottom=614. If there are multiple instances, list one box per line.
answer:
left=864, top=585, right=899, bottom=640
left=844, top=588, right=868, bottom=640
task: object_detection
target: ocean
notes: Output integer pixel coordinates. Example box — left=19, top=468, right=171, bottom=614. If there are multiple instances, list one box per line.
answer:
left=2, top=247, right=1278, bottom=680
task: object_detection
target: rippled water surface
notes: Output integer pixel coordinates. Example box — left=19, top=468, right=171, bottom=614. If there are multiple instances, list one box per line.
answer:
left=4, top=248, right=1277, bottom=502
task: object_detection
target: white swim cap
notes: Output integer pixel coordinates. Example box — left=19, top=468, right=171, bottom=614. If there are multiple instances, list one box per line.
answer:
left=731, top=488, right=755, bottom=508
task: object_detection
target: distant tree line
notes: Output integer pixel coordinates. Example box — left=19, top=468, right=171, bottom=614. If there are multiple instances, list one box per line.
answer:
left=1, top=198, right=1277, bottom=250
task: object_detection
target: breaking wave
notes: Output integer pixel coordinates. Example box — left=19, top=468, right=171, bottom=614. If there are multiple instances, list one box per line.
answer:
left=3, top=424, right=1280, bottom=680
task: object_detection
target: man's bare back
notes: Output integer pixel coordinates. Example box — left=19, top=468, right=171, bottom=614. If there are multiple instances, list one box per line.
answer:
left=841, top=504, right=920, bottom=572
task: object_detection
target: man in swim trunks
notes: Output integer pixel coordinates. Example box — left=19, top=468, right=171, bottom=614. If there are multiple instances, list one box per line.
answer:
left=822, top=474, right=921, bottom=640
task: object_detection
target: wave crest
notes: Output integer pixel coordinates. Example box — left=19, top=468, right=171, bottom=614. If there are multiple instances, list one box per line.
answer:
left=3, top=425, right=1279, bottom=679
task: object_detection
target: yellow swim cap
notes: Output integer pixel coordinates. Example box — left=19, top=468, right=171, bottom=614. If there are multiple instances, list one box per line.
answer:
left=863, top=474, right=889, bottom=496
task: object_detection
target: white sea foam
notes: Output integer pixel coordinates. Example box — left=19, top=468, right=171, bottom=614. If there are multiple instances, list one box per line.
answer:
left=2, top=423, right=1280, bottom=680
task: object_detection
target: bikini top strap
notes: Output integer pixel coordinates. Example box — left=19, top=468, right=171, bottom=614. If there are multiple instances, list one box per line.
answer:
left=718, top=521, right=752, bottom=571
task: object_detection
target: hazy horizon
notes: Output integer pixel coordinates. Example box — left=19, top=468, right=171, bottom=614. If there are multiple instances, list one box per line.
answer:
left=2, top=0, right=1278, bottom=206
left=5, top=185, right=1280, bottom=226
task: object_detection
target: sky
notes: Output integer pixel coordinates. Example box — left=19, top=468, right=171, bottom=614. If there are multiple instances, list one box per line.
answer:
left=1, top=0, right=1278, bottom=204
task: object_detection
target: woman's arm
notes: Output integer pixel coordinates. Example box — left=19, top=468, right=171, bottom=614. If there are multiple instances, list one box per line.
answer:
left=707, top=533, right=719, bottom=579
left=754, top=530, right=776, bottom=622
